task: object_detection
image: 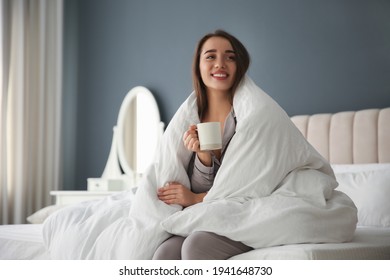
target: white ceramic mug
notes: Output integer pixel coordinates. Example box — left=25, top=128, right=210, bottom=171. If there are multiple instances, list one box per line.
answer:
left=197, top=122, right=222, bottom=151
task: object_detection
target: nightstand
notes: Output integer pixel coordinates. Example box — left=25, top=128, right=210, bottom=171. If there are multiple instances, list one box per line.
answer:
left=50, top=191, right=118, bottom=206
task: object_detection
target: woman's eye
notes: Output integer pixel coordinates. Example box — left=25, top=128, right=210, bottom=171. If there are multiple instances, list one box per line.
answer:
left=226, top=55, right=236, bottom=61
left=206, top=55, right=215, bottom=60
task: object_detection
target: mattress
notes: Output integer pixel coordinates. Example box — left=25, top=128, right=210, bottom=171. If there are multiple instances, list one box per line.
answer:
left=231, top=226, right=390, bottom=260
left=0, top=224, right=389, bottom=260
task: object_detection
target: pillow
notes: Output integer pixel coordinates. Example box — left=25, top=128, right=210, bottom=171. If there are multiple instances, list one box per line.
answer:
left=334, top=165, right=390, bottom=227
left=27, top=204, right=66, bottom=224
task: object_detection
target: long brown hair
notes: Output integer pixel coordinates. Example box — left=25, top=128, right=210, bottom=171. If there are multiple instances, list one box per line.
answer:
left=192, top=30, right=250, bottom=119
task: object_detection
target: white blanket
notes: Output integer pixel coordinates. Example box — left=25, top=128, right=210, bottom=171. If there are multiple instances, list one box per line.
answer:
left=43, top=76, right=357, bottom=259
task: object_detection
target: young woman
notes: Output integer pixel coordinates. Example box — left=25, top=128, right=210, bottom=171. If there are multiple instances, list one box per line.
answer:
left=153, top=30, right=253, bottom=260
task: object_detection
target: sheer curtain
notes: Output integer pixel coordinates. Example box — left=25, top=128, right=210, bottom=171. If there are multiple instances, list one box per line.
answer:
left=0, top=0, right=63, bottom=224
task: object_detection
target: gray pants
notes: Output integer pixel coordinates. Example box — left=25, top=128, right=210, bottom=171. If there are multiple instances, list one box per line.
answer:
left=152, top=231, right=252, bottom=260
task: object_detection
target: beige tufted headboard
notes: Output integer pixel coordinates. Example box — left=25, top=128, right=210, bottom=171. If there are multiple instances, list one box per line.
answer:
left=291, top=108, right=390, bottom=164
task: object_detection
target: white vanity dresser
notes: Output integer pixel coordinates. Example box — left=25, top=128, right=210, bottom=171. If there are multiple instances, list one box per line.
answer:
left=51, top=86, right=164, bottom=207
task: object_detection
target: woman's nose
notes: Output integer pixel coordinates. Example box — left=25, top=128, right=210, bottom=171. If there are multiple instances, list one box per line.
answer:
left=215, top=59, right=226, bottom=69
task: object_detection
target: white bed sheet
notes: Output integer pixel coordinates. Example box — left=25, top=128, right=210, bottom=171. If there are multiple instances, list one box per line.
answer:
left=0, top=224, right=389, bottom=260
left=0, top=224, right=49, bottom=260
left=231, top=226, right=390, bottom=260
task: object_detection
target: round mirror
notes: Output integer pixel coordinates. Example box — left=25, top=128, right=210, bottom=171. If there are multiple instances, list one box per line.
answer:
left=116, top=86, right=164, bottom=184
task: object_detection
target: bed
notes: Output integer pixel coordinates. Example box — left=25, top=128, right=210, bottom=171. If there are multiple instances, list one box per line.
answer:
left=0, top=107, right=389, bottom=260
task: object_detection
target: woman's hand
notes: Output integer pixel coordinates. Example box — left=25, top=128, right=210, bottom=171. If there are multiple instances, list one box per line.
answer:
left=157, top=182, right=206, bottom=207
left=183, top=125, right=212, bottom=166
left=183, top=125, right=201, bottom=152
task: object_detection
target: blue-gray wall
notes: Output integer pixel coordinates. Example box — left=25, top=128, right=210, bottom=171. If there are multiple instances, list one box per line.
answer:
left=62, top=0, right=390, bottom=190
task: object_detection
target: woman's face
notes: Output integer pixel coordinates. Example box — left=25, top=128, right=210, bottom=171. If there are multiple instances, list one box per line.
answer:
left=199, top=36, right=237, bottom=95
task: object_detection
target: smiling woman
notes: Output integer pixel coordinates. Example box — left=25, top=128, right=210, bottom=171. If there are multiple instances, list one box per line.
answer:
left=193, top=30, right=250, bottom=120
left=154, top=30, right=253, bottom=260
left=199, top=38, right=237, bottom=96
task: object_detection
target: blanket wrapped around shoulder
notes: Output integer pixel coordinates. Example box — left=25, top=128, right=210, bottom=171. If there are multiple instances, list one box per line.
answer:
left=43, top=76, right=357, bottom=259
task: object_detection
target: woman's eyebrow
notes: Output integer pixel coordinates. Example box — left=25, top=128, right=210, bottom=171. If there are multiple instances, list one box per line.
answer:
left=203, top=49, right=235, bottom=54
left=203, top=49, right=216, bottom=54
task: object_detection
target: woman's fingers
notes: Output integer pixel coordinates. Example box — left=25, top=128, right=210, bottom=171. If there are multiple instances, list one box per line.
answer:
left=183, top=125, right=200, bottom=152
left=157, top=183, right=196, bottom=207
left=157, top=183, right=178, bottom=197
left=158, top=185, right=180, bottom=204
left=187, top=137, right=198, bottom=150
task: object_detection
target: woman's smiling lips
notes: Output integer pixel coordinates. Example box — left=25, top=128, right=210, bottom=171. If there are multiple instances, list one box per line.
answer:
left=211, top=71, right=229, bottom=80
